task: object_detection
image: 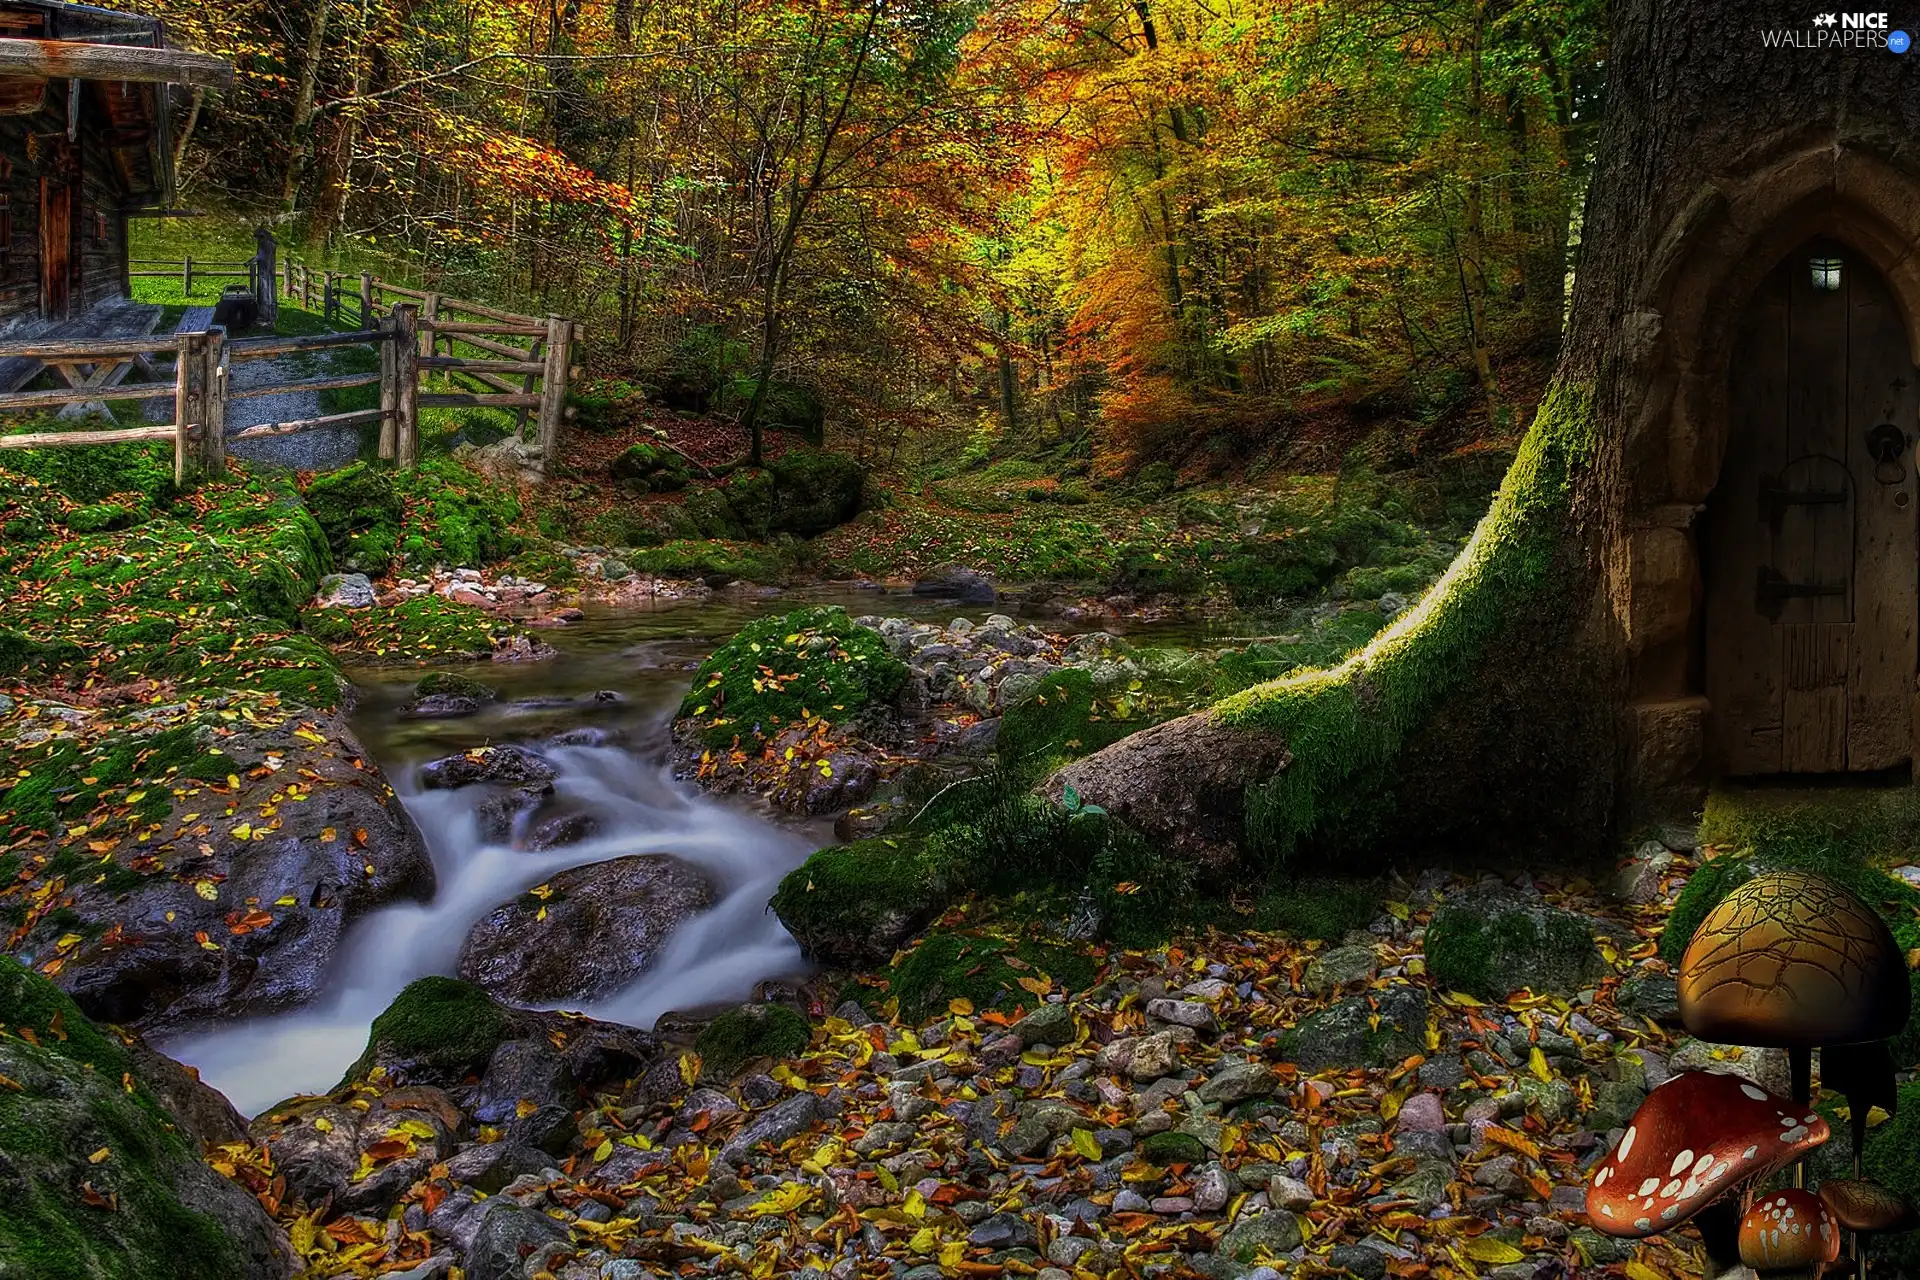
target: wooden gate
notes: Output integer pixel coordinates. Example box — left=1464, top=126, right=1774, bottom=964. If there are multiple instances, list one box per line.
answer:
left=1705, top=239, right=1920, bottom=775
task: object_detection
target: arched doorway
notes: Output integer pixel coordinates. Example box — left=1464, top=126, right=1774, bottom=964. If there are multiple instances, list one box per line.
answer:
left=1703, top=238, right=1920, bottom=776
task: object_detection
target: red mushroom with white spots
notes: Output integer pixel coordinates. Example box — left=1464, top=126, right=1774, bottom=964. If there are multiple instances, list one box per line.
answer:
left=1740, top=1188, right=1843, bottom=1276
left=1587, top=1071, right=1830, bottom=1239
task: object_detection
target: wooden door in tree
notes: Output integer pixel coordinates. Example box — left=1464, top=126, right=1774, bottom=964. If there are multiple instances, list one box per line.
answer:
left=39, top=176, right=70, bottom=321
left=1707, top=240, right=1920, bottom=775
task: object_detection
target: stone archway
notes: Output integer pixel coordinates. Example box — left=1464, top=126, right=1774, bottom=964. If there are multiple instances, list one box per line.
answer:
left=1613, top=145, right=1920, bottom=814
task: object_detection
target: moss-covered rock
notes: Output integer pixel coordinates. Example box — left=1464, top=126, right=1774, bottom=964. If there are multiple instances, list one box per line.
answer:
left=0, top=958, right=291, bottom=1279
left=1250, top=878, right=1382, bottom=941
left=1660, top=788, right=1920, bottom=1066
left=612, top=441, right=691, bottom=492
left=1278, top=985, right=1427, bottom=1070
left=694, top=1003, right=812, bottom=1079
left=885, top=930, right=1101, bottom=1022
left=346, top=976, right=512, bottom=1087
left=678, top=606, right=906, bottom=748
left=302, top=461, right=402, bottom=574
left=1425, top=889, right=1610, bottom=1000
left=771, top=837, right=949, bottom=966
left=995, top=668, right=1144, bottom=778
left=765, top=449, right=864, bottom=537
left=1139, top=1131, right=1208, bottom=1166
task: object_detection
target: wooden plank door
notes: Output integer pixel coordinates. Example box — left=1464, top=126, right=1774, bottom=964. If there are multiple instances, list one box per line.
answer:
left=39, top=177, right=70, bottom=321
left=1705, top=242, right=1920, bottom=774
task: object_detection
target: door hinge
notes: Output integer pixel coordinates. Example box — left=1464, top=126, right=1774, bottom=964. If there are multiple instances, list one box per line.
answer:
left=1756, top=566, right=1845, bottom=621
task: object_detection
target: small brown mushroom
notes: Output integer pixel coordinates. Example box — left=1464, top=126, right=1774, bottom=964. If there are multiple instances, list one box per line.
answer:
left=1587, top=1070, right=1829, bottom=1239
left=1818, top=1178, right=1919, bottom=1234
left=1740, top=1188, right=1842, bottom=1276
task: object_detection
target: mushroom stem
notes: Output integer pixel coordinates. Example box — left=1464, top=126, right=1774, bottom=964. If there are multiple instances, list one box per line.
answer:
left=1698, top=1198, right=1744, bottom=1278
left=1792, top=1045, right=1813, bottom=1187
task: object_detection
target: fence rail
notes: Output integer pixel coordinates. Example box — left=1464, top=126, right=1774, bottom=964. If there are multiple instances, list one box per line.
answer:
left=1, top=234, right=582, bottom=483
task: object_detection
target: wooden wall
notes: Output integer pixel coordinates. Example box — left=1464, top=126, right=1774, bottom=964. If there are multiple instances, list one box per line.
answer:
left=0, top=78, right=141, bottom=329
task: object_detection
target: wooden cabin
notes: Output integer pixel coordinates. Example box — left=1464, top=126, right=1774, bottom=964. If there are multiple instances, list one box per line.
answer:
left=0, top=0, right=227, bottom=337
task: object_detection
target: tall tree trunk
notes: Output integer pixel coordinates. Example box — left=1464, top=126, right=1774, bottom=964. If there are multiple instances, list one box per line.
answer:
left=1053, top=0, right=1916, bottom=869
left=281, top=0, right=335, bottom=218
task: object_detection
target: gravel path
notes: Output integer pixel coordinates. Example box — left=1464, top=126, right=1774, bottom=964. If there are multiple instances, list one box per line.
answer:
left=165, top=307, right=362, bottom=471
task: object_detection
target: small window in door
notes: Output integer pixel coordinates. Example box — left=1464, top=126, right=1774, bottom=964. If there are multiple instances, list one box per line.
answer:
left=93, top=211, right=108, bottom=247
left=1811, top=255, right=1844, bottom=291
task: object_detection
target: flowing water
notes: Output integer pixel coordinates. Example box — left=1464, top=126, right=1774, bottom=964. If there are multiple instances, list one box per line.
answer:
left=164, top=587, right=1219, bottom=1116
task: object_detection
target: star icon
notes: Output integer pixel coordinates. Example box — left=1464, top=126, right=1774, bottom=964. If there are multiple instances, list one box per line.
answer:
left=1813, top=12, right=1838, bottom=24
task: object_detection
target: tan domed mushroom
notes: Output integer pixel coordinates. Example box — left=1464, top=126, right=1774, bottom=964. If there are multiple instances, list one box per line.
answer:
left=1818, top=1178, right=1918, bottom=1234
left=1587, top=1071, right=1829, bottom=1239
left=1740, top=1188, right=1842, bottom=1276
left=1677, top=869, right=1910, bottom=1108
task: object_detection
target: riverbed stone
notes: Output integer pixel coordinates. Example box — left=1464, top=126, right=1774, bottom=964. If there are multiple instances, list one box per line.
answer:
left=464, top=1200, right=570, bottom=1280
left=420, top=743, right=558, bottom=790
left=11, top=707, right=436, bottom=1032
left=1424, top=887, right=1612, bottom=999
left=458, top=854, right=715, bottom=1003
left=1282, top=985, right=1426, bottom=1070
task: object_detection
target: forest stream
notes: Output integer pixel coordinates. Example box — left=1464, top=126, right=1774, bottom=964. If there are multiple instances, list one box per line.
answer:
left=162, top=588, right=1209, bottom=1116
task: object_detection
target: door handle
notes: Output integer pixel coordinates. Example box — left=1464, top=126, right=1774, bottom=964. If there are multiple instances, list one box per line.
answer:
left=1868, top=423, right=1908, bottom=484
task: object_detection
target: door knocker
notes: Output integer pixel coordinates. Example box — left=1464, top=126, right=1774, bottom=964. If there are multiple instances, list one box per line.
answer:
left=1866, top=423, right=1907, bottom=485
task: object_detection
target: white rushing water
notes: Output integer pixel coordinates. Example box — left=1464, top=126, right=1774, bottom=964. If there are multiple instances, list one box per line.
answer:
left=164, top=733, right=823, bottom=1117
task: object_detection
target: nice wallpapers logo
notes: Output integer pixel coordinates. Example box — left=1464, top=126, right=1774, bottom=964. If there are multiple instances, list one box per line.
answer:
left=1761, top=12, right=1913, bottom=50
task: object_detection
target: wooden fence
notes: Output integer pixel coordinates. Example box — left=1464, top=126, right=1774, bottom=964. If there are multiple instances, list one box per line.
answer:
left=127, top=254, right=263, bottom=298
left=0, top=250, right=580, bottom=482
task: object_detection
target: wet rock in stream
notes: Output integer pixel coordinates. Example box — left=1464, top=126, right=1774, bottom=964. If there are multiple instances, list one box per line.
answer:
left=7, top=706, right=436, bottom=1033
left=458, top=854, right=715, bottom=1002
left=419, top=743, right=557, bottom=790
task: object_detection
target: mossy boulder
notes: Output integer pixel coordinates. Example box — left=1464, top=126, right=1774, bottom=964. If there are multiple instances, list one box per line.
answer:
left=302, top=461, right=402, bottom=574
left=346, top=976, right=512, bottom=1087
left=765, top=449, right=865, bottom=537
left=1425, top=889, right=1610, bottom=1000
left=64, top=502, right=145, bottom=533
left=0, top=958, right=292, bottom=1279
left=1251, top=878, right=1382, bottom=941
left=885, top=931, right=1100, bottom=1022
left=1659, top=788, right=1920, bottom=1066
left=611, top=441, right=691, bottom=493
left=1279, top=985, right=1427, bottom=1070
left=770, top=837, right=950, bottom=967
left=678, top=606, right=906, bottom=748
left=694, top=1003, right=812, bottom=1079
left=1139, top=1131, right=1208, bottom=1166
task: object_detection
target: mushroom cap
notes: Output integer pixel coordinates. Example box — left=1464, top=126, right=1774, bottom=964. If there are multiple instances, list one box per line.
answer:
left=1818, top=1179, right=1920, bottom=1234
left=1586, top=1070, right=1829, bottom=1238
left=1740, top=1189, right=1842, bottom=1271
left=1677, top=869, right=1909, bottom=1048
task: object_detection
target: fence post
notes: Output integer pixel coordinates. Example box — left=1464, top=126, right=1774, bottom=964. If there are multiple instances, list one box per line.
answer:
left=377, top=314, right=397, bottom=460
left=359, top=272, right=373, bottom=329
left=174, top=330, right=208, bottom=486
left=281, top=254, right=293, bottom=303
left=391, top=303, right=420, bottom=470
left=536, top=314, right=571, bottom=467
left=324, top=272, right=337, bottom=325
left=254, top=225, right=278, bottom=327
left=201, top=330, right=226, bottom=478
left=182, top=252, right=192, bottom=298
left=420, top=292, right=440, bottom=361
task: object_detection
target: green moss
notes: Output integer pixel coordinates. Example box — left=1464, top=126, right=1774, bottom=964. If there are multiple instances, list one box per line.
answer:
left=346, top=976, right=510, bottom=1083
left=1249, top=878, right=1381, bottom=941
left=308, top=594, right=508, bottom=665
left=0, top=627, right=84, bottom=677
left=302, top=461, right=401, bottom=573
left=0, top=956, right=135, bottom=1080
left=994, top=669, right=1146, bottom=779
left=624, top=538, right=792, bottom=584
left=612, top=441, right=691, bottom=492
left=63, top=503, right=145, bottom=533
left=1661, top=787, right=1920, bottom=1065
left=415, top=671, right=494, bottom=700
left=769, top=836, right=948, bottom=966
left=1426, top=900, right=1600, bottom=1000
left=886, top=930, right=1099, bottom=1022
left=1218, top=382, right=1596, bottom=865
left=1138, top=1131, right=1207, bottom=1166
left=679, top=606, right=906, bottom=748
left=693, top=1004, right=812, bottom=1078
left=0, top=434, right=177, bottom=504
